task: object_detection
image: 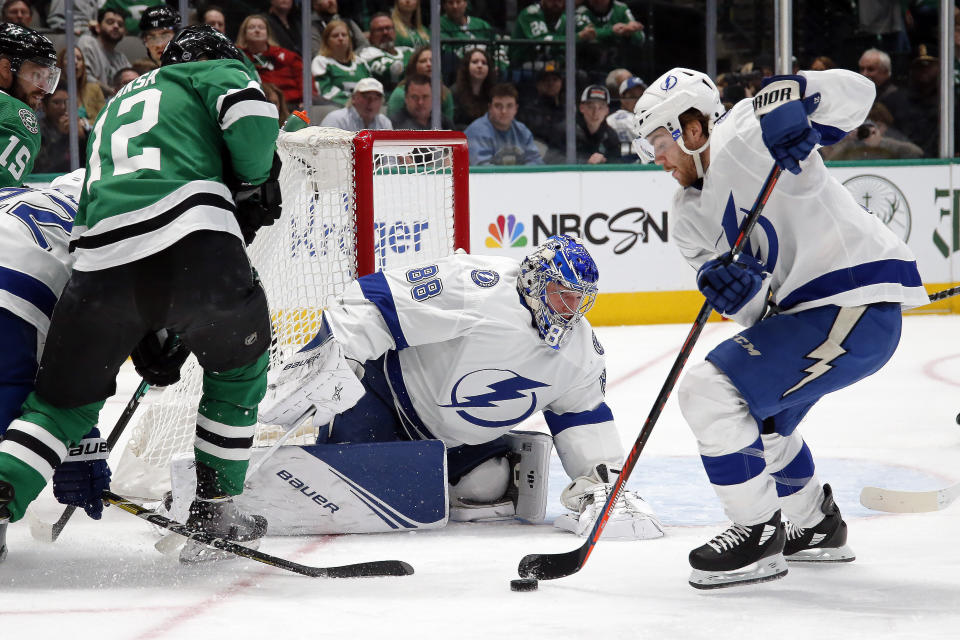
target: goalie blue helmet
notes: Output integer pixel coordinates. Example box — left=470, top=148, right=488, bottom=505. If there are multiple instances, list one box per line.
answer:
left=518, top=235, right=599, bottom=349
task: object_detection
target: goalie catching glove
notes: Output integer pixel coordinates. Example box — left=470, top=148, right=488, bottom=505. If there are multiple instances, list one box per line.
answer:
left=554, top=463, right=664, bottom=540
left=258, top=319, right=366, bottom=429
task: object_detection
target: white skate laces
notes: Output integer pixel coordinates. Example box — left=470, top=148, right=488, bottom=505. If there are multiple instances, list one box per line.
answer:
left=706, top=523, right=752, bottom=553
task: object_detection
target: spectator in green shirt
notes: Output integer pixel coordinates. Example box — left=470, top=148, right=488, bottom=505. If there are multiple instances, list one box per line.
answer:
left=392, top=0, right=429, bottom=48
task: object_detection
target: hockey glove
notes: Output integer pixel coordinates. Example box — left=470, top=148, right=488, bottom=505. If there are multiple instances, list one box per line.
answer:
left=696, top=253, right=765, bottom=315
left=233, top=152, right=283, bottom=245
left=753, top=75, right=821, bottom=175
left=131, top=330, right=190, bottom=387
left=52, top=427, right=111, bottom=520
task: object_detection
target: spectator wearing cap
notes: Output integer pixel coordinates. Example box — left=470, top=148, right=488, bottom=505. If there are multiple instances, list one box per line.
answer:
left=321, top=77, right=393, bottom=131
left=139, top=5, right=179, bottom=66
left=606, top=76, right=645, bottom=160
left=78, top=7, right=131, bottom=87
left=576, top=84, right=623, bottom=164
left=238, top=14, right=304, bottom=106
left=522, top=64, right=565, bottom=163
left=464, top=83, right=543, bottom=166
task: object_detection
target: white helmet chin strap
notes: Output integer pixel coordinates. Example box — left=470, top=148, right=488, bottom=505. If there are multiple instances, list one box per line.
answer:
left=676, top=136, right=711, bottom=179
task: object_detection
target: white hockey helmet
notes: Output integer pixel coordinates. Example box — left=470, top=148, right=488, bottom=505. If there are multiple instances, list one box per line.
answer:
left=632, top=68, right=724, bottom=166
left=50, top=168, right=85, bottom=201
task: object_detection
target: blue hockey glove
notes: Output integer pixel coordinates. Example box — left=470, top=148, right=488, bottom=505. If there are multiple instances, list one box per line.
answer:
left=696, top=253, right=765, bottom=315
left=753, top=75, right=821, bottom=175
left=52, top=427, right=111, bottom=520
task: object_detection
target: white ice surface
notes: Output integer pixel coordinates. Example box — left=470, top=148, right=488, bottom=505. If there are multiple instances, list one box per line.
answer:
left=4, top=315, right=960, bottom=640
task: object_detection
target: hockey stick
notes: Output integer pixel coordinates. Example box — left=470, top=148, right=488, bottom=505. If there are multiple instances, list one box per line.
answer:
left=518, top=164, right=784, bottom=581
left=27, top=379, right=151, bottom=543
left=859, top=483, right=960, bottom=513
left=927, top=285, right=960, bottom=303
left=103, top=490, right=414, bottom=578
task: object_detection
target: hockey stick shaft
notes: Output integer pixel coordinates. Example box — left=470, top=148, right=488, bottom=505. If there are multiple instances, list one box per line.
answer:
left=927, top=285, right=960, bottom=303
left=859, top=483, right=960, bottom=513
left=43, top=379, right=151, bottom=542
left=519, top=164, right=784, bottom=581
left=102, top=490, right=414, bottom=578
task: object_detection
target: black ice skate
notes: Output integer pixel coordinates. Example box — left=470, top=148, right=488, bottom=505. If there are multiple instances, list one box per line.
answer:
left=784, top=484, right=855, bottom=563
left=179, top=495, right=268, bottom=564
left=688, top=510, right=787, bottom=589
left=0, top=481, right=12, bottom=563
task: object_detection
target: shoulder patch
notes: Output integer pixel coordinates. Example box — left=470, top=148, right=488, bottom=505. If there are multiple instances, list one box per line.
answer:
left=592, top=330, right=604, bottom=355
left=470, top=269, right=500, bottom=288
left=18, top=108, right=37, bottom=135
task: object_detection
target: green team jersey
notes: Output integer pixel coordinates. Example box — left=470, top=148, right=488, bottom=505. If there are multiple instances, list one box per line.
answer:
left=311, top=56, right=372, bottom=106
left=576, top=1, right=646, bottom=45
left=439, top=15, right=509, bottom=73
left=360, top=46, right=413, bottom=91
left=101, top=0, right=165, bottom=35
left=73, top=59, right=278, bottom=272
left=511, top=4, right=582, bottom=66
left=0, top=91, right=40, bottom=186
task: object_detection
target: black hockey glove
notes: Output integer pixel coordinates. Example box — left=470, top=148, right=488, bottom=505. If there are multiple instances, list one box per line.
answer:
left=233, top=152, right=283, bottom=245
left=131, top=330, right=190, bottom=387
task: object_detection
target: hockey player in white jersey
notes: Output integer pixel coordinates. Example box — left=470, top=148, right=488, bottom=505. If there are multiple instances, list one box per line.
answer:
left=0, top=171, right=109, bottom=560
left=632, top=68, right=928, bottom=588
left=260, top=235, right=663, bottom=540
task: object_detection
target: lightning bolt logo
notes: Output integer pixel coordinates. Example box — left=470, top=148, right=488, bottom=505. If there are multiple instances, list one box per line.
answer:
left=782, top=307, right=868, bottom=398
left=440, top=369, right=550, bottom=428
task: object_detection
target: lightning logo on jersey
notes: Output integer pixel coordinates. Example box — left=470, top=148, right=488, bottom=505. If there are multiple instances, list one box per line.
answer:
left=439, top=369, right=549, bottom=428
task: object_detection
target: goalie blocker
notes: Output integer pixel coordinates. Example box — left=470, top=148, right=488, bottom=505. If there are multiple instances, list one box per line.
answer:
left=166, top=431, right=554, bottom=534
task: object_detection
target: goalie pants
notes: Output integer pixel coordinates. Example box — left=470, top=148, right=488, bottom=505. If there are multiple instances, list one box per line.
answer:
left=322, top=353, right=510, bottom=484
left=677, top=303, right=901, bottom=527
left=0, top=231, right=270, bottom=520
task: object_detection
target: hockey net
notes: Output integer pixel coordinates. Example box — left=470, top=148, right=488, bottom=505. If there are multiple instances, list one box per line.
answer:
left=111, top=127, right=470, bottom=501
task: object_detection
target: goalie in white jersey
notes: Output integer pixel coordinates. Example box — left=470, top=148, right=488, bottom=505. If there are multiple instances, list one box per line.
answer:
left=260, top=235, right=663, bottom=540
left=633, top=68, right=928, bottom=588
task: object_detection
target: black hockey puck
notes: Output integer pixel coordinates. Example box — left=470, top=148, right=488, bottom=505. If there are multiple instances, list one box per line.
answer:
left=510, top=577, right=539, bottom=592
left=955, top=412, right=960, bottom=426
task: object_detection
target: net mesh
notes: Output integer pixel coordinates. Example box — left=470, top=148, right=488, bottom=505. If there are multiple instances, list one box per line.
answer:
left=111, top=127, right=464, bottom=500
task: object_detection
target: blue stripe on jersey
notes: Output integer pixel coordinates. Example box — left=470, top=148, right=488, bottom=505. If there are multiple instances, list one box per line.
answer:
left=700, top=435, right=766, bottom=486
left=358, top=272, right=409, bottom=349
left=384, top=350, right=435, bottom=440
left=778, top=259, right=922, bottom=311
left=812, top=121, right=847, bottom=146
left=299, top=315, right=332, bottom=352
left=543, top=403, right=614, bottom=435
left=0, top=264, right=58, bottom=319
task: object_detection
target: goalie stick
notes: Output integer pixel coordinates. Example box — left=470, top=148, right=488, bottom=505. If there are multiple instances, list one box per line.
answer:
left=103, top=490, right=414, bottom=578
left=859, top=483, right=960, bottom=513
left=27, top=379, right=151, bottom=543
left=517, top=164, right=784, bottom=581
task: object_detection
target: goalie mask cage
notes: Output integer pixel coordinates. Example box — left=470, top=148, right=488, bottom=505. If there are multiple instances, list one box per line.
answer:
left=111, top=127, right=470, bottom=500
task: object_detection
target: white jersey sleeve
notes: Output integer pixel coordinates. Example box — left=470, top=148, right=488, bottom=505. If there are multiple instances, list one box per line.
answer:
left=0, top=186, right=77, bottom=338
left=671, top=71, right=928, bottom=327
left=799, top=69, right=875, bottom=144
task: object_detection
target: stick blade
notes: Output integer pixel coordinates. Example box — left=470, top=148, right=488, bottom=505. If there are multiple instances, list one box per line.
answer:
left=518, top=545, right=588, bottom=580
left=25, top=508, right=55, bottom=543
left=860, top=485, right=959, bottom=513
left=318, top=560, right=414, bottom=578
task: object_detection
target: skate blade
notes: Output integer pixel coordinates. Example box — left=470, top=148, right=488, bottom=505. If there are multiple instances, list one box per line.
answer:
left=786, top=544, right=855, bottom=563
left=689, top=554, right=788, bottom=590
left=179, top=536, right=263, bottom=564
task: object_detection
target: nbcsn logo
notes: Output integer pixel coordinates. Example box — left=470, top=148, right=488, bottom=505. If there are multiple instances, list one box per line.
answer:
left=486, top=214, right=528, bottom=248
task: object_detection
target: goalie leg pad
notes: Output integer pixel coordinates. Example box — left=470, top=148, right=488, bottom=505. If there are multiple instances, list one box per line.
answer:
left=169, top=440, right=447, bottom=535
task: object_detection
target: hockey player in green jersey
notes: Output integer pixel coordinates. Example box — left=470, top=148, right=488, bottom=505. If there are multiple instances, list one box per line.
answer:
left=0, top=25, right=281, bottom=565
left=0, top=23, right=60, bottom=187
